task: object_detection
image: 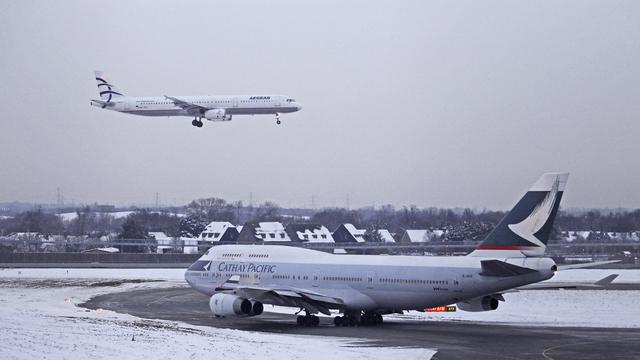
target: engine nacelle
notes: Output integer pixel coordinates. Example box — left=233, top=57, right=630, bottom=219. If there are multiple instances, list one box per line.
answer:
left=204, top=109, right=232, bottom=122
left=209, top=294, right=263, bottom=317
left=209, top=293, right=252, bottom=317
left=457, top=296, right=499, bottom=312
left=249, top=300, right=264, bottom=316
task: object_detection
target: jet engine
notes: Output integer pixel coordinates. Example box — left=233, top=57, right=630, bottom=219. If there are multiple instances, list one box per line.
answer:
left=457, top=296, right=499, bottom=312
left=204, top=109, right=232, bottom=121
left=209, top=293, right=263, bottom=317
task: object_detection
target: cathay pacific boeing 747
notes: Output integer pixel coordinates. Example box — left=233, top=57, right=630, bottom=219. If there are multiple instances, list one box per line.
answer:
left=185, top=173, right=612, bottom=327
left=90, top=71, right=302, bottom=127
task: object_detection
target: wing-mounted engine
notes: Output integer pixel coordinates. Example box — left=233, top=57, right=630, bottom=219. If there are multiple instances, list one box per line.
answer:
left=209, top=293, right=262, bottom=317
left=457, top=295, right=503, bottom=312
left=204, top=109, right=232, bottom=122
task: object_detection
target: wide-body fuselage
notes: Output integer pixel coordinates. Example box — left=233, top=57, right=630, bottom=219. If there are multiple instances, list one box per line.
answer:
left=185, top=245, right=555, bottom=311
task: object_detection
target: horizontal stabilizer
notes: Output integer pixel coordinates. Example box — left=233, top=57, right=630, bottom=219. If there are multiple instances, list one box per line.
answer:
left=557, top=260, right=620, bottom=270
left=90, top=99, right=115, bottom=108
left=480, top=260, right=538, bottom=277
left=517, top=274, right=619, bottom=290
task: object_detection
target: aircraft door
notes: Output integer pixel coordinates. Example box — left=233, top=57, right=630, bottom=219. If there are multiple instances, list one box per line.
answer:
left=274, top=96, right=282, bottom=107
left=366, top=271, right=375, bottom=289
left=312, top=272, right=320, bottom=287
left=232, top=97, right=239, bottom=108
left=123, top=98, right=133, bottom=111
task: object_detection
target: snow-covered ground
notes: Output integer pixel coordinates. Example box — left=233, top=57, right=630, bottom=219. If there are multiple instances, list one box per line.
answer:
left=0, top=269, right=434, bottom=360
left=1, top=268, right=638, bottom=360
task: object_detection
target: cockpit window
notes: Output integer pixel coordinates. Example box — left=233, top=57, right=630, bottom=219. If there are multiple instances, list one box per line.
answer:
left=286, top=98, right=296, bottom=102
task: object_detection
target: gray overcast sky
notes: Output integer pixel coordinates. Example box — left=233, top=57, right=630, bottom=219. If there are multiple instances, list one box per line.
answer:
left=1, top=1, right=639, bottom=210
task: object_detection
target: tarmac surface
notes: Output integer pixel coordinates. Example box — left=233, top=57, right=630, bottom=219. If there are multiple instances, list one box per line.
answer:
left=81, top=286, right=640, bottom=360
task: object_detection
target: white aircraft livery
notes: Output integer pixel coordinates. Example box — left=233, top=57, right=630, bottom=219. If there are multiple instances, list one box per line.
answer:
left=185, top=172, right=595, bottom=327
left=90, top=70, right=302, bottom=127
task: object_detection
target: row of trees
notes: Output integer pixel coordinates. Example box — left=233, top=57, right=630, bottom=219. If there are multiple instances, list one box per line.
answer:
left=1, top=199, right=640, bottom=241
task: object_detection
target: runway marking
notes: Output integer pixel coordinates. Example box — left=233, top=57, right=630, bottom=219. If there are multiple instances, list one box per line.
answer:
left=541, top=341, right=596, bottom=360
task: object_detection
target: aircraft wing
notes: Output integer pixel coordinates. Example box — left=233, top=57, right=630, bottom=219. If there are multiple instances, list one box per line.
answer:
left=216, top=283, right=344, bottom=315
left=164, top=95, right=209, bottom=115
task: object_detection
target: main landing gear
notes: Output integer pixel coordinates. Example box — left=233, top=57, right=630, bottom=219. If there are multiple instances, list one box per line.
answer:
left=333, top=311, right=383, bottom=327
left=276, top=113, right=281, bottom=125
left=191, top=117, right=203, bottom=128
left=296, top=313, right=320, bottom=327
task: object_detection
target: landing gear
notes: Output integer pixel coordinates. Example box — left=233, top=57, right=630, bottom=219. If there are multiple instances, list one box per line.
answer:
left=276, top=113, right=281, bottom=125
left=360, top=312, right=383, bottom=326
left=297, top=314, right=320, bottom=327
left=191, top=117, right=203, bottom=127
left=334, top=311, right=383, bottom=327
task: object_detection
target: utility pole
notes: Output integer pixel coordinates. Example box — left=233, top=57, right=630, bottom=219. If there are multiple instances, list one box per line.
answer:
left=56, top=187, right=62, bottom=214
left=155, top=192, right=159, bottom=211
left=311, top=194, right=316, bottom=210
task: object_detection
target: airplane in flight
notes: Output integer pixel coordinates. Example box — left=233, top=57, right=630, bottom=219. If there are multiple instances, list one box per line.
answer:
left=184, top=172, right=612, bottom=327
left=90, top=71, right=302, bottom=127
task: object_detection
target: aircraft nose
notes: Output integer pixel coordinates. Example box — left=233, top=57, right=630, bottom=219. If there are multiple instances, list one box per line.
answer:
left=296, top=103, right=303, bottom=111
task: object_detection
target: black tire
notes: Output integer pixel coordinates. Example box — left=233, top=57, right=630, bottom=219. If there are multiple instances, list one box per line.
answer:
left=312, top=315, right=320, bottom=327
left=197, top=121, right=203, bottom=128
left=191, top=119, right=198, bottom=126
left=375, top=314, right=383, bottom=325
left=276, top=120, right=281, bottom=125
left=342, top=317, right=350, bottom=327
left=297, top=315, right=305, bottom=326
left=334, top=316, right=342, bottom=326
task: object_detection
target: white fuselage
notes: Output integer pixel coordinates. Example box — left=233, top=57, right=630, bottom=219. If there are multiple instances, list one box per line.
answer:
left=94, top=94, right=302, bottom=118
left=185, top=245, right=556, bottom=311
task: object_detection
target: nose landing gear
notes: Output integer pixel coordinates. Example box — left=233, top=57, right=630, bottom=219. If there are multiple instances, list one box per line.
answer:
left=276, top=113, right=281, bottom=125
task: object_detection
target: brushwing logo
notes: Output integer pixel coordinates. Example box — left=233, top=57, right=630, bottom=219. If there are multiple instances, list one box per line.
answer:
left=95, top=76, right=122, bottom=106
left=507, top=176, right=560, bottom=248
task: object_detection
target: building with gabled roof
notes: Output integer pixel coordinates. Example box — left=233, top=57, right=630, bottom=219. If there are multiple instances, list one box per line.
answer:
left=332, top=223, right=366, bottom=243
left=375, top=229, right=395, bottom=243
left=237, top=222, right=291, bottom=243
left=400, top=229, right=443, bottom=243
left=286, top=223, right=334, bottom=243
left=199, top=221, right=239, bottom=243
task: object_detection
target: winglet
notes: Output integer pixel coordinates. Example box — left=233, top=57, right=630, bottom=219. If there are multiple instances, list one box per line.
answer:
left=594, top=274, right=619, bottom=286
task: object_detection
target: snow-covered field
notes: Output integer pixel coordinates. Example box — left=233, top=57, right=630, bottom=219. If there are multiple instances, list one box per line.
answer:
left=0, top=269, right=434, bottom=360
left=1, top=268, right=638, bottom=360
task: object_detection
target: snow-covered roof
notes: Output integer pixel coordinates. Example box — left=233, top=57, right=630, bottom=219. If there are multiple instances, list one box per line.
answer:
left=254, top=222, right=290, bottom=242
left=199, top=221, right=234, bottom=242
left=343, top=223, right=366, bottom=243
left=81, top=247, right=119, bottom=253
left=58, top=211, right=136, bottom=222
left=403, top=230, right=430, bottom=243
left=376, top=229, right=395, bottom=243
left=565, top=231, right=592, bottom=242
left=149, top=232, right=171, bottom=241
left=287, top=224, right=334, bottom=243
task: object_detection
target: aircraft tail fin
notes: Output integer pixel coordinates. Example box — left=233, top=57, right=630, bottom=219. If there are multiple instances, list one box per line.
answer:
left=94, top=70, right=124, bottom=104
left=469, top=172, right=569, bottom=258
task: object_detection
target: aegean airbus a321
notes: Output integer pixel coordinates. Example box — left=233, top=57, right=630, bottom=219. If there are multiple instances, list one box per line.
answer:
left=184, top=173, right=616, bottom=327
left=90, top=70, right=302, bottom=127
